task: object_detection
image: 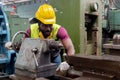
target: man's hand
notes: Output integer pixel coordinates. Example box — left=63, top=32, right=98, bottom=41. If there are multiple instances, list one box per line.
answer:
left=56, top=61, right=70, bottom=71
left=5, top=42, right=12, bottom=50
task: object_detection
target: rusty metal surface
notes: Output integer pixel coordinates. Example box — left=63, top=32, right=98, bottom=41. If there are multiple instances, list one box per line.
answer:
left=15, top=63, right=57, bottom=78
left=103, top=43, right=120, bottom=49
left=109, top=49, right=120, bottom=56
left=103, top=43, right=120, bottom=55
left=66, top=54, right=120, bottom=79
left=48, top=75, right=106, bottom=80
left=11, top=75, right=49, bottom=80
left=83, top=71, right=115, bottom=80
left=73, top=77, right=103, bottom=80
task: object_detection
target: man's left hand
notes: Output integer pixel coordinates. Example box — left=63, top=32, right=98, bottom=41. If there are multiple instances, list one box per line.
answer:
left=56, top=61, right=70, bottom=71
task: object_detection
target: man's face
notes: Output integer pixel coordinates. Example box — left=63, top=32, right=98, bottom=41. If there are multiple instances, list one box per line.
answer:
left=38, top=22, right=53, bottom=38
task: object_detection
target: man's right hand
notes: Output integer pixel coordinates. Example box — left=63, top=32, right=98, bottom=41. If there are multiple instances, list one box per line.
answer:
left=5, top=42, right=12, bottom=50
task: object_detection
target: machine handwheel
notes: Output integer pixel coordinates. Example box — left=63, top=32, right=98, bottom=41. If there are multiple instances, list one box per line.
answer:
left=11, top=31, right=29, bottom=52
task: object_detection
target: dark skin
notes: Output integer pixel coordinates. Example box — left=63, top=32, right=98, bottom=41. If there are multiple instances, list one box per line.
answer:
left=38, top=21, right=53, bottom=38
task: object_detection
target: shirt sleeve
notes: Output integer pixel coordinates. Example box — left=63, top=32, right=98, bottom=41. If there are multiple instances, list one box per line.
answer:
left=25, top=28, right=31, bottom=38
left=57, top=27, right=69, bottom=40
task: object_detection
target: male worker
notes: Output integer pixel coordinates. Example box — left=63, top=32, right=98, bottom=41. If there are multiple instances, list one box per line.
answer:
left=26, top=3, right=75, bottom=66
left=5, top=4, right=75, bottom=70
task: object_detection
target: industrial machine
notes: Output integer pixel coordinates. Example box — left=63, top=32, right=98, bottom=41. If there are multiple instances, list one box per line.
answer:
left=49, top=0, right=103, bottom=55
left=0, top=3, right=15, bottom=75
left=102, top=0, right=120, bottom=44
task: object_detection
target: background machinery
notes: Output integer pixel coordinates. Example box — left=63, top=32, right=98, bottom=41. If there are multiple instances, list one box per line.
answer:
left=49, top=0, right=103, bottom=55
left=0, top=3, right=15, bottom=75
left=102, top=0, right=120, bottom=44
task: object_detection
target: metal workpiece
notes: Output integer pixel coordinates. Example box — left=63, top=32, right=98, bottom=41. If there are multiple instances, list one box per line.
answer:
left=113, top=34, right=120, bottom=45
left=45, top=39, right=63, bottom=57
left=44, top=39, right=62, bottom=50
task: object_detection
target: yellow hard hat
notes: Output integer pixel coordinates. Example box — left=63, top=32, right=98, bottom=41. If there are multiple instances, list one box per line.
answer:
left=35, top=4, right=56, bottom=24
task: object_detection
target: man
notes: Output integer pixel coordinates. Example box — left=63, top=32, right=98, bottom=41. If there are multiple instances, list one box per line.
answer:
left=26, top=3, right=75, bottom=66
left=5, top=4, right=75, bottom=68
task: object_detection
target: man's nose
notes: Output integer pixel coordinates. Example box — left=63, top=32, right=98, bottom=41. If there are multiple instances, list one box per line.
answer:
left=46, top=26, right=51, bottom=31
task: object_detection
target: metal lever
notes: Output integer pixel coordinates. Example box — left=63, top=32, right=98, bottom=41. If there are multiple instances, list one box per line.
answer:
left=31, top=48, right=39, bottom=67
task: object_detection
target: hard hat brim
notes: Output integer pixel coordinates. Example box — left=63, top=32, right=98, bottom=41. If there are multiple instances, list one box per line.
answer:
left=38, top=17, right=56, bottom=24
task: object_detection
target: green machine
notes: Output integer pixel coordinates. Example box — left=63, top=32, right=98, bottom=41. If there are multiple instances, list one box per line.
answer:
left=49, top=0, right=103, bottom=55
left=107, top=0, right=120, bottom=32
left=102, top=0, right=120, bottom=54
left=102, top=0, right=120, bottom=40
left=108, top=10, right=120, bottom=31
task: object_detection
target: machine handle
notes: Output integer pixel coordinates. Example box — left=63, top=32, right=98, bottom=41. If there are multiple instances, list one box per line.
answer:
left=31, top=48, right=39, bottom=67
left=11, top=31, right=29, bottom=52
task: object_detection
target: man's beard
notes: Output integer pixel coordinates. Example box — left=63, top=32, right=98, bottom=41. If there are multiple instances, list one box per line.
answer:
left=41, top=30, right=52, bottom=38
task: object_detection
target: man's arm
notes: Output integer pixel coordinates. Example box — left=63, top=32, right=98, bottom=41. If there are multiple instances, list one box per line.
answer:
left=56, top=27, right=75, bottom=72
left=61, top=38, right=75, bottom=56
left=57, top=27, right=75, bottom=56
left=25, top=28, right=31, bottom=38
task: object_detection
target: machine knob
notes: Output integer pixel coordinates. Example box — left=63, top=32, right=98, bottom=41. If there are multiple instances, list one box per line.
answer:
left=31, top=48, right=38, bottom=54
